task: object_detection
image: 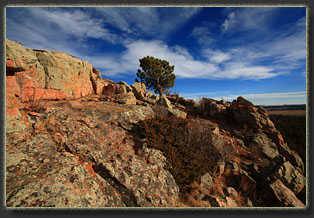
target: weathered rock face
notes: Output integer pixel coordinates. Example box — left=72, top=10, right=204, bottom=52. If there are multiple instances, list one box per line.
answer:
left=5, top=39, right=100, bottom=133
left=33, top=49, right=95, bottom=99
left=6, top=100, right=179, bottom=207
left=6, top=40, right=98, bottom=101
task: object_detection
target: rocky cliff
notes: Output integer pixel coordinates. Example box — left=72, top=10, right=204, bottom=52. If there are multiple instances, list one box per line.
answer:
left=5, top=40, right=306, bottom=208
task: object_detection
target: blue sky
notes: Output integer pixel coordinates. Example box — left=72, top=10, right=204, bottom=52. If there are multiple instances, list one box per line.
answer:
left=6, top=7, right=306, bottom=105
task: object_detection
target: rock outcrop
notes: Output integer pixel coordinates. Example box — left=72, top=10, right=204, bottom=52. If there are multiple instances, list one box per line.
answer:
left=6, top=100, right=179, bottom=207
left=6, top=39, right=97, bottom=102
left=6, top=39, right=99, bottom=133
left=5, top=40, right=306, bottom=208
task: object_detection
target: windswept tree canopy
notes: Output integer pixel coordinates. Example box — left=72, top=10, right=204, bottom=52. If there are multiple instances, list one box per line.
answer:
left=136, top=56, right=176, bottom=96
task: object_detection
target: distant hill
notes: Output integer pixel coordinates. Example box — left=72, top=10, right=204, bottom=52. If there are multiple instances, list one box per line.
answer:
left=261, top=104, right=306, bottom=111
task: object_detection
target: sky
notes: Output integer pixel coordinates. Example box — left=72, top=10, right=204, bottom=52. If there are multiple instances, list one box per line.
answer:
left=6, top=7, right=307, bottom=105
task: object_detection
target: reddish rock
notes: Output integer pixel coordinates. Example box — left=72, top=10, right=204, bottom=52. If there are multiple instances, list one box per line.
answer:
left=21, top=88, right=68, bottom=102
left=92, top=79, right=108, bottom=94
left=6, top=39, right=95, bottom=101
left=6, top=101, right=179, bottom=207
left=6, top=75, right=20, bottom=96
left=103, top=83, right=127, bottom=95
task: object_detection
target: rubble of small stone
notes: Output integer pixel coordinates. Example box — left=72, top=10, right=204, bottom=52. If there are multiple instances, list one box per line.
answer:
left=5, top=39, right=306, bottom=208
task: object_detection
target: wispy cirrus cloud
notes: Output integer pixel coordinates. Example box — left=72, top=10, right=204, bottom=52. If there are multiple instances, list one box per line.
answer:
left=27, top=7, right=122, bottom=43
left=222, top=12, right=236, bottom=31
left=190, top=25, right=216, bottom=47
left=94, top=7, right=201, bottom=39
left=221, top=7, right=278, bottom=32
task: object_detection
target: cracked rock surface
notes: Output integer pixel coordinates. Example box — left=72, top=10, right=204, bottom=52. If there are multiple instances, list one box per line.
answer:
left=6, top=100, right=179, bottom=207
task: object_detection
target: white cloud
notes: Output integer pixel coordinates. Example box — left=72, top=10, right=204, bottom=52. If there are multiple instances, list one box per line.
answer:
left=27, top=8, right=121, bottom=43
left=82, top=40, right=278, bottom=80
left=218, top=62, right=276, bottom=79
left=222, top=12, right=236, bottom=31
left=6, top=7, right=305, bottom=82
left=224, top=15, right=306, bottom=74
left=180, top=91, right=230, bottom=99
left=190, top=25, right=216, bottom=46
left=202, top=49, right=231, bottom=63
left=222, top=8, right=278, bottom=32
left=94, top=7, right=201, bottom=39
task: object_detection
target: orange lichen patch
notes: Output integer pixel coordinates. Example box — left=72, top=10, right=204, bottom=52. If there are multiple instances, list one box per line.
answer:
left=19, top=110, right=32, bottom=128
left=6, top=107, right=19, bottom=117
left=16, top=71, right=35, bottom=88
left=21, top=87, right=68, bottom=102
left=83, top=162, right=96, bottom=177
left=6, top=75, right=21, bottom=96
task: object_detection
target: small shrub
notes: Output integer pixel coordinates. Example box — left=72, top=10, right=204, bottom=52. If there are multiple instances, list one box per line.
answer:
left=138, top=116, right=220, bottom=194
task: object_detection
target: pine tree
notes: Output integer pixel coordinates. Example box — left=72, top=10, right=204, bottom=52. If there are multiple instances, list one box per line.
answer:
left=136, top=56, right=176, bottom=96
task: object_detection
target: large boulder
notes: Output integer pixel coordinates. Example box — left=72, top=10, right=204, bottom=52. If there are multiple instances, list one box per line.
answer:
left=251, top=133, right=280, bottom=159
left=131, top=82, right=146, bottom=101
left=168, top=108, right=187, bottom=119
left=231, top=96, right=274, bottom=129
left=117, top=81, right=132, bottom=93
left=157, top=95, right=172, bottom=109
left=103, top=83, right=127, bottom=95
left=178, top=97, right=197, bottom=108
left=6, top=39, right=98, bottom=101
left=33, top=49, right=95, bottom=99
left=274, top=161, right=305, bottom=195
left=118, top=92, right=137, bottom=105
left=200, top=98, right=227, bottom=117
left=5, top=39, right=101, bottom=133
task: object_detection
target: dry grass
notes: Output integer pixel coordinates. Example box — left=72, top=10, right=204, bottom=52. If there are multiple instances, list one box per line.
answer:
left=176, top=181, right=211, bottom=207
left=210, top=177, right=226, bottom=197
left=266, top=109, right=305, bottom=116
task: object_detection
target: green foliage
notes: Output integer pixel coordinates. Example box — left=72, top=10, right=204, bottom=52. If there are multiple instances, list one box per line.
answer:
left=138, top=116, right=219, bottom=194
left=269, top=115, right=306, bottom=163
left=136, top=56, right=176, bottom=96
